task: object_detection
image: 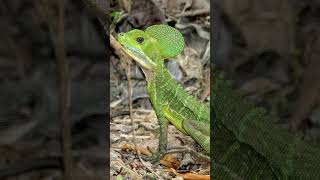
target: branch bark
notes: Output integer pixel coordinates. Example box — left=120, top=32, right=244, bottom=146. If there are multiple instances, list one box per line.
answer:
left=51, top=0, right=73, bottom=179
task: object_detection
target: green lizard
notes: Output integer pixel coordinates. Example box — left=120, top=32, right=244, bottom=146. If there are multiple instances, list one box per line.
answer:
left=116, top=24, right=320, bottom=179
left=116, top=24, right=210, bottom=160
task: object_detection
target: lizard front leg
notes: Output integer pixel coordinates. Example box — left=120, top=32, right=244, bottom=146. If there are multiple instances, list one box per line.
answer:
left=153, top=103, right=169, bottom=161
left=144, top=80, right=170, bottom=162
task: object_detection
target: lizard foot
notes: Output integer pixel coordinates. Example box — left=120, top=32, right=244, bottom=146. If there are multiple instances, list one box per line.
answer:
left=140, top=151, right=163, bottom=163
left=164, top=147, right=210, bottom=162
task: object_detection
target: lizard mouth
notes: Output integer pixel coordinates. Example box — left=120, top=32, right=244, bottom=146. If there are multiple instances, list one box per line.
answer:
left=122, top=45, right=156, bottom=70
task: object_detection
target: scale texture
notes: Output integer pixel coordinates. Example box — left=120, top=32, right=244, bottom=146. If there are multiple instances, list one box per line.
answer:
left=212, top=66, right=320, bottom=179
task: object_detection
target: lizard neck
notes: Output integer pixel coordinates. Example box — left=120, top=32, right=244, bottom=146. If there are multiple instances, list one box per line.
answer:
left=141, top=68, right=155, bottom=82
left=140, top=57, right=165, bottom=82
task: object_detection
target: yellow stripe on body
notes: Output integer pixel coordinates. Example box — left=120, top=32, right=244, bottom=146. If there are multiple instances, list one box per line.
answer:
left=163, top=105, right=188, bottom=135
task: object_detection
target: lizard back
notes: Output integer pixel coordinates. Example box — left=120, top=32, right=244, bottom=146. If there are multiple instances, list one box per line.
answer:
left=154, top=67, right=209, bottom=124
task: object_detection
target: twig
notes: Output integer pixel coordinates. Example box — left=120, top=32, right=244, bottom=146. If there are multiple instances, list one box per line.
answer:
left=56, top=1, right=73, bottom=179
left=38, top=0, right=74, bottom=179
left=111, top=110, right=130, bottom=119
left=176, top=9, right=210, bottom=17
left=114, top=160, right=141, bottom=178
left=125, top=59, right=163, bottom=180
left=113, top=32, right=163, bottom=179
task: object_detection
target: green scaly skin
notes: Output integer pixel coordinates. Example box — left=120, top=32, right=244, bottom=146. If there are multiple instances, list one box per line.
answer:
left=117, top=25, right=210, bottom=161
left=212, top=66, right=320, bottom=179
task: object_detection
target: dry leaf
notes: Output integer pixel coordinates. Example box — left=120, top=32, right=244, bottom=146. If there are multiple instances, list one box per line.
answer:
left=171, top=168, right=210, bottom=180
left=120, top=143, right=152, bottom=156
left=160, top=154, right=180, bottom=169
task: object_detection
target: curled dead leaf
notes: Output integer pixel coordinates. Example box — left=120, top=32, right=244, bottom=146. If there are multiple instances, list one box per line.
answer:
left=120, top=143, right=152, bottom=157
left=160, top=154, right=180, bottom=169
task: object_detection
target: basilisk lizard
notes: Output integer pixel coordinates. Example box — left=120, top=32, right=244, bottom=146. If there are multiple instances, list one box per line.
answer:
left=116, top=24, right=320, bottom=179
left=116, top=24, right=210, bottom=161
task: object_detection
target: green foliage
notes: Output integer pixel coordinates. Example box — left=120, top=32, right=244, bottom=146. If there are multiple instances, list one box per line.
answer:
left=110, top=11, right=121, bottom=25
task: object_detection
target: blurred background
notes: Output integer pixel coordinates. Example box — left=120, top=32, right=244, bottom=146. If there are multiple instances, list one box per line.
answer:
left=215, top=0, right=320, bottom=138
left=0, top=0, right=107, bottom=179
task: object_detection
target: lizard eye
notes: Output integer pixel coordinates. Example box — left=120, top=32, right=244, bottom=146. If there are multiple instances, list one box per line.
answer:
left=136, top=37, right=144, bottom=44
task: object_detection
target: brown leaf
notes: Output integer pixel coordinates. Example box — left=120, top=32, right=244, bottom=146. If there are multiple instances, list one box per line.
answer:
left=120, top=143, right=152, bottom=157
left=159, top=154, right=180, bottom=169
left=171, top=168, right=210, bottom=180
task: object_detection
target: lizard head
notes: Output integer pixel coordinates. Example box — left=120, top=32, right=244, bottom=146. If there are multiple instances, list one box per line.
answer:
left=117, top=25, right=185, bottom=71
left=117, top=29, right=158, bottom=70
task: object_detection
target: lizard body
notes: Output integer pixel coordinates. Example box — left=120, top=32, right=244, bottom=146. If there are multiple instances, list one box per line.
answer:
left=212, top=67, right=320, bottom=179
left=117, top=25, right=210, bottom=158
left=115, top=24, right=320, bottom=179
left=118, top=25, right=320, bottom=180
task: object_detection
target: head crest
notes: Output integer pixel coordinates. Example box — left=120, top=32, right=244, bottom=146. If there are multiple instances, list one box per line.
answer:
left=145, top=25, right=185, bottom=58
